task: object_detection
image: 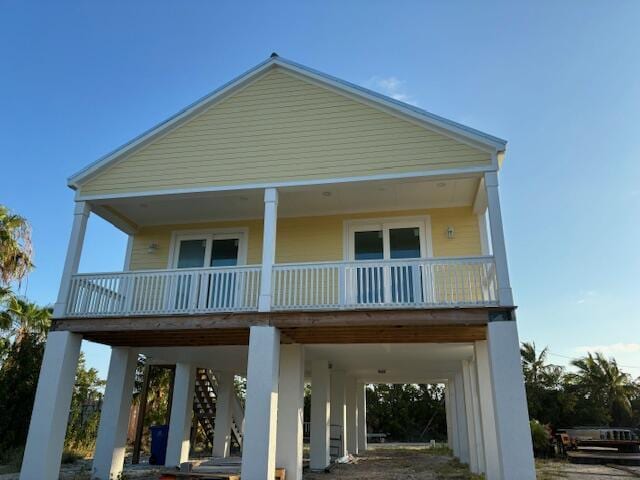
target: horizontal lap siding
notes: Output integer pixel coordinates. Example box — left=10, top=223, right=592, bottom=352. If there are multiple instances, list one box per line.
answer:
left=80, top=69, right=491, bottom=196
left=128, top=207, right=481, bottom=270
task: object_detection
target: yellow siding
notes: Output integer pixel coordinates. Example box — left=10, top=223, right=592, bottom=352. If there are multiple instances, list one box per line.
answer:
left=129, top=207, right=481, bottom=270
left=80, top=68, right=491, bottom=196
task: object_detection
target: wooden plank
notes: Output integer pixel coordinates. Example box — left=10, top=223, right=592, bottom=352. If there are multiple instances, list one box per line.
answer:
left=52, top=307, right=503, bottom=333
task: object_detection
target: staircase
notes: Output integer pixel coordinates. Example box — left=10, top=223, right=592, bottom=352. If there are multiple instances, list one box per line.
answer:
left=193, top=368, right=244, bottom=449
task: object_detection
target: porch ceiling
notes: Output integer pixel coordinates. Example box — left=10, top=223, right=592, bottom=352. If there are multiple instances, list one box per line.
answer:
left=89, top=175, right=481, bottom=230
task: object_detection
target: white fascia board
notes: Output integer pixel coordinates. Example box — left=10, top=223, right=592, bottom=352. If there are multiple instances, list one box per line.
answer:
left=75, top=164, right=493, bottom=202
left=68, top=55, right=507, bottom=190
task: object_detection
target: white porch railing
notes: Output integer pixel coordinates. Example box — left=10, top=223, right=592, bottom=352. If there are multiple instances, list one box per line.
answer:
left=272, top=256, right=498, bottom=310
left=65, top=256, right=497, bottom=317
left=66, top=265, right=261, bottom=317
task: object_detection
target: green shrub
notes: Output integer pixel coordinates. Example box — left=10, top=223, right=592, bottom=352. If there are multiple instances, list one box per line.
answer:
left=530, top=419, right=550, bottom=457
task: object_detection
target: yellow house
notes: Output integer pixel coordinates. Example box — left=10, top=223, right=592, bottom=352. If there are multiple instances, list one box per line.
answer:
left=21, top=55, right=535, bottom=480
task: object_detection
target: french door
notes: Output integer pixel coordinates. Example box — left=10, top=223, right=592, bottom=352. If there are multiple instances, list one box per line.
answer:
left=348, top=221, right=427, bottom=305
left=172, top=233, right=245, bottom=310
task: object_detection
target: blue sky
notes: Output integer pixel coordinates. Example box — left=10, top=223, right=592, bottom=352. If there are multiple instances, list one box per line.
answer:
left=2, top=0, right=639, bottom=378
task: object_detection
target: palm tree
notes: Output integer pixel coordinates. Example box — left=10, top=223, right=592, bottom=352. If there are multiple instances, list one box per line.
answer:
left=570, top=352, right=636, bottom=425
left=0, top=205, right=34, bottom=287
left=521, top=342, right=559, bottom=385
left=0, top=297, right=51, bottom=344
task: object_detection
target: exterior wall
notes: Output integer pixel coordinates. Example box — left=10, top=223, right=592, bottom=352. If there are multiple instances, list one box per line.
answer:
left=79, top=68, right=491, bottom=196
left=129, top=207, right=481, bottom=270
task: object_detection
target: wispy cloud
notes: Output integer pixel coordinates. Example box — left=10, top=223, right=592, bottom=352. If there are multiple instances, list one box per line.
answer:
left=576, top=290, right=597, bottom=304
left=574, top=343, right=640, bottom=355
left=364, top=76, right=417, bottom=105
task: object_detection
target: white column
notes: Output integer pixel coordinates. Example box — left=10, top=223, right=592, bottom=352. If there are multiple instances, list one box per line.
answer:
left=276, top=345, right=305, bottom=480
left=258, top=188, right=278, bottom=312
left=53, top=202, right=90, bottom=317
left=478, top=210, right=490, bottom=255
left=444, top=385, right=453, bottom=450
left=345, top=376, right=358, bottom=455
left=356, top=382, right=367, bottom=453
left=20, top=331, right=82, bottom=480
left=475, top=340, right=501, bottom=480
left=453, top=372, right=470, bottom=465
left=330, top=370, right=347, bottom=458
left=212, top=372, right=235, bottom=458
left=466, top=360, right=486, bottom=474
left=165, top=363, right=196, bottom=467
left=484, top=171, right=513, bottom=306
left=487, top=321, right=536, bottom=479
left=241, top=326, right=281, bottom=480
left=461, top=363, right=479, bottom=473
left=310, top=360, right=330, bottom=470
left=93, top=348, right=138, bottom=479
left=446, top=381, right=460, bottom=457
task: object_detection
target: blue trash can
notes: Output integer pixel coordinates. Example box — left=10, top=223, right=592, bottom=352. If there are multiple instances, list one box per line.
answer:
left=149, top=425, right=169, bottom=465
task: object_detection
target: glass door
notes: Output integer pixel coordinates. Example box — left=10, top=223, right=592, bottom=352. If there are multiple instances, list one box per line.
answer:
left=349, top=221, right=426, bottom=305
left=172, top=233, right=244, bottom=310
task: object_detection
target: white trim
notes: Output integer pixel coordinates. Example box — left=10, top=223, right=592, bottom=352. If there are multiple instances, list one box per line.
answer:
left=68, top=55, right=506, bottom=189
left=343, top=215, right=433, bottom=261
left=167, top=227, right=249, bottom=269
left=75, top=165, right=494, bottom=202
left=122, top=235, right=134, bottom=270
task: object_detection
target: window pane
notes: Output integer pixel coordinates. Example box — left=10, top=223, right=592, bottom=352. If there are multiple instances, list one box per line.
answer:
left=389, top=227, right=421, bottom=259
left=354, top=230, right=383, bottom=260
left=177, top=239, right=207, bottom=268
left=210, top=238, right=239, bottom=267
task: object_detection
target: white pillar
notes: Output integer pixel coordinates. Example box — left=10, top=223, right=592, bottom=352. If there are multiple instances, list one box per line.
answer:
left=475, top=340, right=501, bottom=480
left=330, top=370, right=347, bottom=458
left=212, top=372, right=235, bottom=458
left=20, top=331, right=82, bottom=480
left=53, top=202, right=90, bottom=317
left=356, top=382, right=367, bottom=453
left=345, top=376, right=358, bottom=455
left=487, top=321, right=535, bottom=479
left=258, top=188, right=278, bottom=312
left=478, top=210, right=490, bottom=255
left=461, top=363, right=479, bottom=472
left=241, top=326, right=281, bottom=480
left=446, top=381, right=460, bottom=457
left=310, top=360, right=330, bottom=470
left=484, top=171, right=513, bottom=306
left=93, top=348, right=138, bottom=479
left=465, top=360, right=486, bottom=474
left=444, top=385, right=453, bottom=450
left=276, top=345, right=305, bottom=480
left=453, top=372, right=470, bottom=465
left=165, top=363, right=196, bottom=467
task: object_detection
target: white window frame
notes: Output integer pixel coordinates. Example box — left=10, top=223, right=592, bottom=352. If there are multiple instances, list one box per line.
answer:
left=167, top=227, right=249, bottom=269
left=343, top=216, right=433, bottom=261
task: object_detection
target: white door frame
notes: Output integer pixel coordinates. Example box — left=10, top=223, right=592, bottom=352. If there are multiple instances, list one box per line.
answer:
left=167, top=227, right=249, bottom=269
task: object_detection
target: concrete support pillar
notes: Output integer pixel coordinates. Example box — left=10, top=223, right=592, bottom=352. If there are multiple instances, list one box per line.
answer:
left=258, top=188, right=278, bottom=312
left=53, top=202, right=90, bottom=317
left=330, top=370, right=347, bottom=458
left=484, top=171, right=513, bottom=306
left=345, top=376, right=358, bottom=455
left=444, top=385, right=453, bottom=450
left=241, top=326, right=281, bottom=480
left=93, top=348, right=138, bottom=479
left=461, top=363, right=479, bottom=472
left=310, top=360, right=330, bottom=470
left=453, top=372, right=470, bottom=465
left=357, top=382, right=367, bottom=453
left=276, top=345, right=305, bottom=480
left=463, top=360, right=485, bottom=474
left=446, top=381, right=460, bottom=457
left=487, top=320, right=536, bottom=479
left=475, top=340, right=501, bottom=480
left=20, top=331, right=82, bottom=480
left=212, top=372, right=235, bottom=458
left=166, top=363, right=196, bottom=467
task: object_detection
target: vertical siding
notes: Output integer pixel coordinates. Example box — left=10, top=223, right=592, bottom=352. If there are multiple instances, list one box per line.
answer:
left=128, top=207, right=481, bottom=271
left=79, top=68, right=491, bottom=196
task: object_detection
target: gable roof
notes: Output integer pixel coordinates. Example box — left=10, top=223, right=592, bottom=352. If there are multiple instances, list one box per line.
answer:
left=68, top=54, right=507, bottom=189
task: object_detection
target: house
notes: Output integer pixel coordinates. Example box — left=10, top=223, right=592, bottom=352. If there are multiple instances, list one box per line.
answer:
left=20, top=55, right=535, bottom=480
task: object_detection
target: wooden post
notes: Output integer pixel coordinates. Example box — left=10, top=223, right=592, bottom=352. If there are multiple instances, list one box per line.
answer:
left=132, top=364, right=151, bottom=464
